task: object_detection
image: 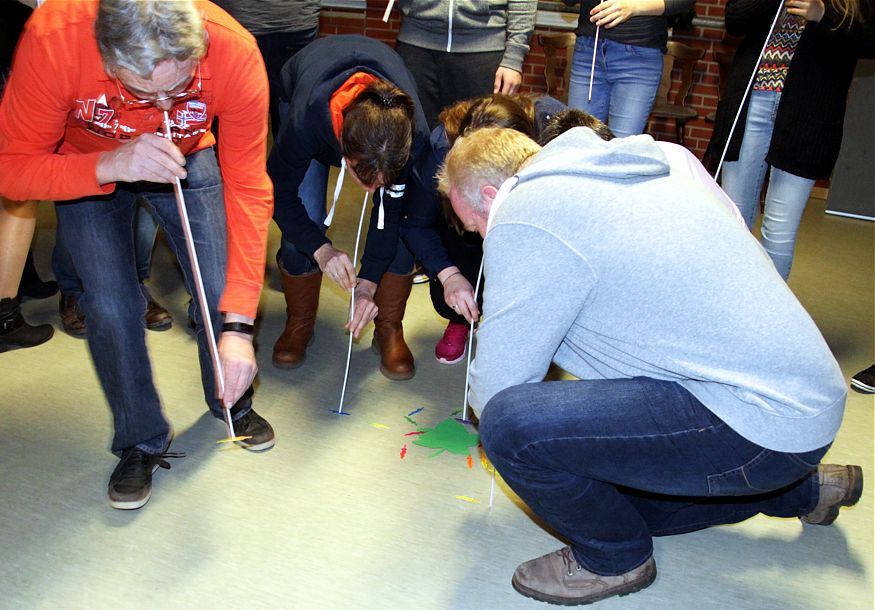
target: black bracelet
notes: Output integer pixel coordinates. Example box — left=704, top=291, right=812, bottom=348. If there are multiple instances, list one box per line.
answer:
left=221, top=321, right=255, bottom=335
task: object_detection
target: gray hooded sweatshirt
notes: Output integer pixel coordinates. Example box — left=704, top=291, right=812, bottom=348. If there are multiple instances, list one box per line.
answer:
left=396, top=0, right=537, bottom=73
left=469, top=127, right=846, bottom=454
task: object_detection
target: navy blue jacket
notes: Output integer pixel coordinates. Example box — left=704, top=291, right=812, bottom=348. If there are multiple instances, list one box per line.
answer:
left=268, top=35, right=448, bottom=282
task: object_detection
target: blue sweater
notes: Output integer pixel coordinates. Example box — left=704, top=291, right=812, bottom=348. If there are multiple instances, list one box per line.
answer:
left=470, top=127, right=846, bottom=453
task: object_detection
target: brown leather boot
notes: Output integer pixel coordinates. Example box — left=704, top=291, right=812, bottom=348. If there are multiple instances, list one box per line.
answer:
left=371, top=272, right=415, bottom=380
left=272, top=268, right=322, bottom=369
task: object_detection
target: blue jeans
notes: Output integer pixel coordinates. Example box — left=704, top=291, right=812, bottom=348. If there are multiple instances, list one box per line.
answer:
left=53, top=201, right=160, bottom=294
left=720, top=89, right=815, bottom=280
left=278, top=162, right=415, bottom=276
left=134, top=203, right=160, bottom=282
left=480, top=377, right=825, bottom=575
left=54, top=147, right=252, bottom=454
left=567, top=36, right=663, bottom=138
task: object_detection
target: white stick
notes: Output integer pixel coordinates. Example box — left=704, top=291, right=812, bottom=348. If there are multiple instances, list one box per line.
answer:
left=588, top=25, right=599, bottom=103
left=162, top=112, right=235, bottom=438
left=382, top=0, right=395, bottom=22
left=713, top=3, right=784, bottom=180
left=488, top=468, right=496, bottom=508
left=461, top=258, right=485, bottom=422
left=336, top=191, right=371, bottom=414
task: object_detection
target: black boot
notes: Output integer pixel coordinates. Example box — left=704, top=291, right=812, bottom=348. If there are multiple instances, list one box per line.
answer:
left=0, top=296, right=54, bottom=352
left=17, top=251, right=59, bottom=301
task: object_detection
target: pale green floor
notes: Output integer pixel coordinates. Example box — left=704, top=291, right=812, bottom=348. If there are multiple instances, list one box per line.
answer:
left=1, top=180, right=873, bottom=609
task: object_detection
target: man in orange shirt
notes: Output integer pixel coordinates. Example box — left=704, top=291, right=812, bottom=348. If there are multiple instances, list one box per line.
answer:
left=0, top=0, right=276, bottom=509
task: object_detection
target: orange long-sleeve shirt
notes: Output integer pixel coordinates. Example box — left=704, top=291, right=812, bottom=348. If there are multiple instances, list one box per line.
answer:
left=0, top=0, right=273, bottom=318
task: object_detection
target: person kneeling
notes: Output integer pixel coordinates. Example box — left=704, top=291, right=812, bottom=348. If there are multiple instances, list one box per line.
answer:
left=439, top=127, right=860, bottom=605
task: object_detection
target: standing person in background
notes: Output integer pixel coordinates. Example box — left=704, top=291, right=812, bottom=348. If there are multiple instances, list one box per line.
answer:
left=392, top=0, right=538, bottom=129
left=563, top=0, right=695, bottom=137
left=0, top=0, right=276, bottom=509
left=212, top=0, right=321, bottom=136
left=706, top=0, right=874, bottom=280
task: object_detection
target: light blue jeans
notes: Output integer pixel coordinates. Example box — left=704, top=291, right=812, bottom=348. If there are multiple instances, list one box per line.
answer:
left=567, top=35, right=663, bottom=138
left=720, top=89, right=816, bottom=280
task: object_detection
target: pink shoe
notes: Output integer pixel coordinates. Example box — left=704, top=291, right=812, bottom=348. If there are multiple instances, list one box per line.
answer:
left=435, top=321, right=469, bottom=364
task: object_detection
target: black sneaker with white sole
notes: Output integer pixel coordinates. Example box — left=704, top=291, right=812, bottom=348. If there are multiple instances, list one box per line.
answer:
left=232, top=409, right=276, bottom=451
left=107, top=447, right=184, bottom=510
left=850, top=364, right=875, bottom=394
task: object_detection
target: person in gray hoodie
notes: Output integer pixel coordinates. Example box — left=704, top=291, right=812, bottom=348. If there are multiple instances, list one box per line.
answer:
left=437, top=126, right=860, bottom=606
left=393, top=0, right=537, bottom=128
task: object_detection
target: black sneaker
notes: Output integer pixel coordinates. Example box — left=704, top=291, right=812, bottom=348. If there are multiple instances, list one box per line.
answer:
left=107, top=447, right=184, bottom=510
left=232, top=409, right=275, bottom=451
left=850, top=364, right=875, bottom=394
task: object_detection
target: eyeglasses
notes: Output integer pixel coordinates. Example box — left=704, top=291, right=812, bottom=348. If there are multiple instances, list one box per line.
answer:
left=115, top=63, right=202, bottom=107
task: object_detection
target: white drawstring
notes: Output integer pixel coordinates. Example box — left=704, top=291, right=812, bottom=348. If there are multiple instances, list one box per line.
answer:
left=324, top=157, right=346, bottom=228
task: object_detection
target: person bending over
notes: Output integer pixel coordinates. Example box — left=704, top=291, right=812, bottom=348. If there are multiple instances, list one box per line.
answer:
left=0, top=0, right=276, bottom=510
left=269, top=34, right=476, bottom=380
left=438, top=126, right=859, bottom=605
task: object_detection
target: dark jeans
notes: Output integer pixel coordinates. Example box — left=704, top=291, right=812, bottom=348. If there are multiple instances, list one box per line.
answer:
left=395, top=41, right=503, bottom=129
left=480, top=377, right=826, bottom=575
left=53, top=202, right=158, bottom=296
left=54, top=148, right=252, bottom=454
left=429, top=222, right=483, bottom=324
left=255, top=28, right=318, bottom=136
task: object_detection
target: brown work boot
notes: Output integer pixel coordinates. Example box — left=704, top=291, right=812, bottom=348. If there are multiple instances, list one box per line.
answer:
left=272, top=268, right=322, bottom=369
left=512, top=546, right=656, bottom=605
left=59, top=294, right=86, bottom=337
left=800, top=464, right=863, bottom=526
left=144, top=297, right=173, bottom=331
left=371, top=272, right=415, bottom=380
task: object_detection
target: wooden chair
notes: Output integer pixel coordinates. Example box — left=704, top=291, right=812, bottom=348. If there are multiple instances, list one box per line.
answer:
left=537, top=32, right=577, bottom=104
left=649, top=40, right=705, bottom=146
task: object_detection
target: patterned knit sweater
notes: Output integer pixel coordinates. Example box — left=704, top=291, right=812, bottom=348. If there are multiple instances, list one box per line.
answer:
left=705, top=0, right=875, bottom=180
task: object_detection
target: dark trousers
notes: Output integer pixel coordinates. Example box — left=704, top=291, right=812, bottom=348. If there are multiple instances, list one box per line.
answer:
left=480, top=377, right=826, bottom=575
left=429, top=222, right=483, bottom=324
left=255, top=28, right=318, bottom=136
left=395, top=41, right=503, bottom=129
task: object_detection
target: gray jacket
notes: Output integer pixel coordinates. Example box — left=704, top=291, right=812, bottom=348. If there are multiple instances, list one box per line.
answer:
left=396, top=0, right=537, bottom=72
left=469, top=127, right=846, bottom=454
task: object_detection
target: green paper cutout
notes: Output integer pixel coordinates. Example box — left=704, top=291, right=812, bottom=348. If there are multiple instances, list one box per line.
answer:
left=404, top=416, right=417, bottom=425
left=413, top=417, right=480, bottom=456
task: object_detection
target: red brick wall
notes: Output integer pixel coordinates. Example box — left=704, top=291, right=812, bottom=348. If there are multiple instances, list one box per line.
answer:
left=319, top=1, right=737, bottom=160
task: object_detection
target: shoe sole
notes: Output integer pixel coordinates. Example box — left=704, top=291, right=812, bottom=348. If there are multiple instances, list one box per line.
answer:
left=146, top=320, right=173, bottom=332
left=272, top=357, right=305, bottom=370
left=850, top=379, right=875, bottom=393
left=436, top=352, right=465, bottom=365
left=511, top=560, right=657, bottom=606
left=234, top=437, right=276, bottom=451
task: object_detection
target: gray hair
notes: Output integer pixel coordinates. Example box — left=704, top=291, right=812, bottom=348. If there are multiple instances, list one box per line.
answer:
left=96, top=0, right=206, bottom=77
